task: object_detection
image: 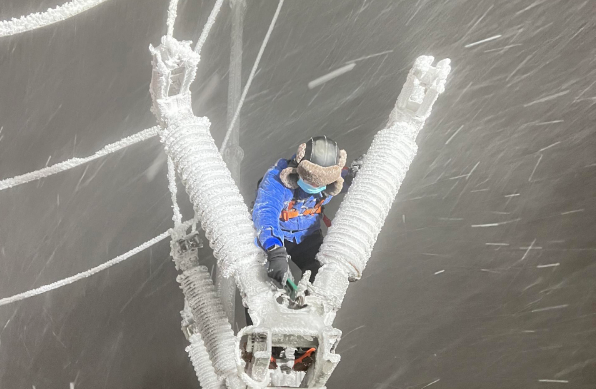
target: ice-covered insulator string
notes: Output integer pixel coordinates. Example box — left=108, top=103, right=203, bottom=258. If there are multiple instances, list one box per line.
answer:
left=179, top=266, right=244, bottom=389
left=160, top=116, right=265, bottom=276
left=186, top=332, right=224, bottom=389
left=313, top=56, right=451, bottom=312
left=156, top=113, right=272, bottom=317
left=219, top=0, right=285, bottom=155
left=0, top=0, right=112, bottom=38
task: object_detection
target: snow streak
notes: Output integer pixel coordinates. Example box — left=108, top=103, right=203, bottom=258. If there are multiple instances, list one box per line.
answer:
left=308, top=63, right=356, bottom=89
left=0, top=0, right=112, bottom=38
left=0, top=126, right=159, bottom=191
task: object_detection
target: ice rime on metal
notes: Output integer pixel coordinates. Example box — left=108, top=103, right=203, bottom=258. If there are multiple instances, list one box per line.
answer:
left=313, top=56, right=451, bottom=312
left=179, top=267, right=244, bottom=388
left=0, top=0, right=111, bottom=38
left=186, top=331, right=224, bottom=389
left=149, top=36, right=270, bottom=289
left=150, top=36, right=273, bottom=386
left=174, top=230, right=227, bottom=389
left=150, top=32, right=451, bottom=387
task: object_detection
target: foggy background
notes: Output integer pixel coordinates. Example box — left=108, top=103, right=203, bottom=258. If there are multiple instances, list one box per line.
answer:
left=0, top=0, right=595, bottom=388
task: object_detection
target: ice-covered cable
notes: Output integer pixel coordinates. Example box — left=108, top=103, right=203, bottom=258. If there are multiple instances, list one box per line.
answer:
left=166, top=0, right=179, bottom=37
left=0, top=0, right=111, bottom=38
left=0, top=218, right=196, bottom=307
left=0, top=126, right=159, bottom=191
left=219, top=0, right=284, bottom=155
left=193, top=0, right=225, bottom=56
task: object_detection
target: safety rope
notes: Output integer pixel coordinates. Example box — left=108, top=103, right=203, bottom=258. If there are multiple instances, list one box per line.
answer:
left=0, top=218, right=196, bottom=307
left=219, top=0, right=284, bottom=155
left=0, top=0, right=112, bottom=38
left=0, top=126, right=159, bottom=191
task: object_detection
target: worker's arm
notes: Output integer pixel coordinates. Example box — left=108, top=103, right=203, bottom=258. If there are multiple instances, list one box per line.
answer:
left=340, top=154, right=365, bottom=194
left=252, top=160, right=292, bottom=250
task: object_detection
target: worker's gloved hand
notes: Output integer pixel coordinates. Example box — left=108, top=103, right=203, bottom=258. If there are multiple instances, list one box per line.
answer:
left=267, top=246, right=289, bottom=285
left=349, top=154, right=366, bottom=177
left=343, top=154, right=366, bottom=190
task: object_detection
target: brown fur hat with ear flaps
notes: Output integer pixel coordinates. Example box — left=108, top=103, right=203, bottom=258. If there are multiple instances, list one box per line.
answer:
left=279, top=137, right=347, bottom=196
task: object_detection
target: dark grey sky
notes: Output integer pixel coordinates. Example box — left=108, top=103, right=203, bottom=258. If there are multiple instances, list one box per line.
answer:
left=0, top=1, right=595, bottom=388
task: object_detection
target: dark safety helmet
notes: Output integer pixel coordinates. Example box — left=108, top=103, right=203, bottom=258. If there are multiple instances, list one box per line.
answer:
left=301, top=136, right=341, bottom=167
left=278, top=135, right=348, bottom=196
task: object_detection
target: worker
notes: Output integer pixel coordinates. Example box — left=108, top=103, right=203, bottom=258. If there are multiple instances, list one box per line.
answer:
left=252, top=136, right=361, bottom=286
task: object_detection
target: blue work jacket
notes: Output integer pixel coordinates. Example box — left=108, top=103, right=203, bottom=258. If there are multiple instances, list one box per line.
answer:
left=252, top=158, right=339, bottom=250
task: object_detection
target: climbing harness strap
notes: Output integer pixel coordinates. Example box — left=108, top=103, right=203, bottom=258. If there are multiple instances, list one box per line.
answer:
left=280, top=198, right=326, bottom=222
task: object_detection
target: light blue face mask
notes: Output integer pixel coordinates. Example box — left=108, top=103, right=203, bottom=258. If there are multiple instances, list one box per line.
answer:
left=297, top=178, right=326, bottom=194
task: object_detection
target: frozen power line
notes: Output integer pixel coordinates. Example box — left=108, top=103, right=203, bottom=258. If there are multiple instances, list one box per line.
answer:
left=219, top=0, right=285, bottom=154
left=0, top=126, right=159, bottom=191
left=166, top=0, right=180, bottom=37
left=0, top=0, right=112, bottom=38
left=0, top=0, right=227, bottom=306
left=193, top=0, right=225, bottom=56
left=0, top=218, right=196, bottom=307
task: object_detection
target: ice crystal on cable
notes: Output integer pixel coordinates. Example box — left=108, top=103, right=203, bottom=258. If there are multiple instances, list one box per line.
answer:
left=0, top=0, right=110, bottom=38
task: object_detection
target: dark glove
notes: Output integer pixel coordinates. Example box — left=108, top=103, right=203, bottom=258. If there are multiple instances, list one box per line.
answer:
left=267, top=246, right=289, bottom=284
left=349, top=154, right=366, bottom=177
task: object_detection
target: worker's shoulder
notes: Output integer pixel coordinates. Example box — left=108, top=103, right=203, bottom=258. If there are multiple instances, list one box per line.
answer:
left=274, top=158, right=289, bottom=169
left=265, top=158, right=290, bottom=175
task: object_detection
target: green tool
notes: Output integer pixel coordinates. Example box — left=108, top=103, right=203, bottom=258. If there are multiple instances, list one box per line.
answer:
left=286, top=279, right=298, bottom=300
